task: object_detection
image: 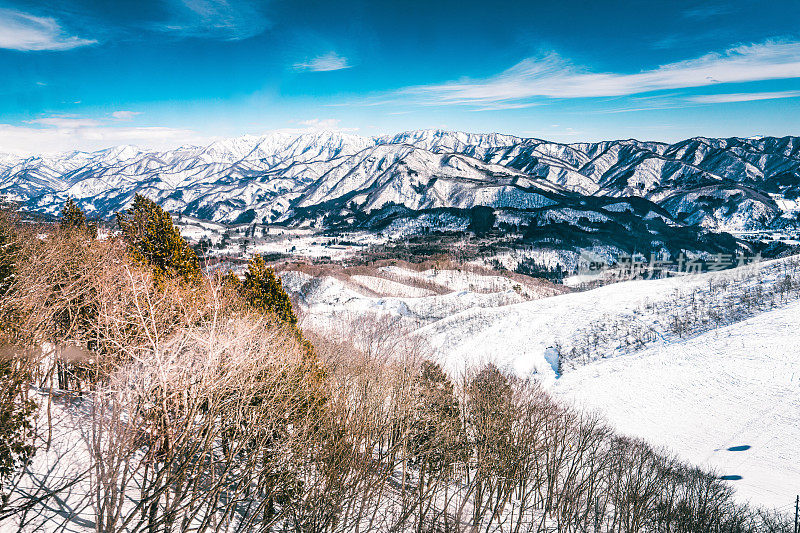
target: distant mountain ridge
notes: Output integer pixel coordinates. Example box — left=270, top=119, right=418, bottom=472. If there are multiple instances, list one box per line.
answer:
left=1, top=130, right=798, bottom=232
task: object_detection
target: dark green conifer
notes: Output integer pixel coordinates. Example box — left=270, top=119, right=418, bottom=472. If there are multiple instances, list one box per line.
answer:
left=410, top=361, right=464, bottom=470
left=0, top=210, right=18, bottom=299
left=219, top=270, right=243, bottom=293
left=241, top=255, right=297, bottom=325
left=61, top=198, right=87, bottom=231
left=0, top=209, right=35, bottom=491
left=60, top=198, right=97, bottom=238
left=0, top=362, right=36, bottom=488
left=116, top=194, right=202, bottom=284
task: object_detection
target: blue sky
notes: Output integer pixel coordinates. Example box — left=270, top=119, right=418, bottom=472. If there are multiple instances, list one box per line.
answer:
left=1, top=0, right=800, bottom=153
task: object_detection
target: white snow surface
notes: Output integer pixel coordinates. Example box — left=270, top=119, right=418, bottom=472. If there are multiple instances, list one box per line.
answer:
left=349, top=275, right=437, bottom=298
left=552, top=300, right=800, bottom=509
left=290, top=272, right=538, bottom=328
left=378, top=266, right=527, bottom=294
left=289, top=256, right=800, bottom=508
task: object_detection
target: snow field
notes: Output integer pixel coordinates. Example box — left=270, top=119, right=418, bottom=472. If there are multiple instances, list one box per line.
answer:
left=288, top=255, right=800, bottom=507
left=552, top=300, right=800, bottom=508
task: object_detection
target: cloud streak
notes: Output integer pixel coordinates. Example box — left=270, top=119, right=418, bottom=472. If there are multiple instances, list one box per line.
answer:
left=294, top=52, right=350, bottom=72
left=298, top=118, right=341, bottom=129
left=688, top=90, right=800, bottom=103
left=0, top=8, right=96, bottom=51
left=296, top=118, right=358, bottom=132
left=156, top=0, right=270, bottom=40
left=682, top=4, right=734, bottom=19
left=1, top=113, right=362, bottom=155
left=1, top=115, right=209, bottom=154
left=28, top=117, right=101, bottom=128
left=404, top=40, right=800, bottom=106
left=112, top=111, right=142, bottom=120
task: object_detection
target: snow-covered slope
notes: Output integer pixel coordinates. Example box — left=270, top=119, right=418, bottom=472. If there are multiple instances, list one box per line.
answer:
left=659, top=185, right=780, bottom=231
left=414, top=256, right=797, bottom=376
left=282, top=264, right=565, bottom=334
left=288, top=255, right=800, bottom=507
left=2, top=130, right=798, bottom=231
left=553, top=300, right=800, bottom=508
left=291, top=144, right=566, bottom=215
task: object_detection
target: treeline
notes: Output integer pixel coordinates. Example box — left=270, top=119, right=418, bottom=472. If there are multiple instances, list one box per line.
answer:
left=0, top=198, right=791, bottom=532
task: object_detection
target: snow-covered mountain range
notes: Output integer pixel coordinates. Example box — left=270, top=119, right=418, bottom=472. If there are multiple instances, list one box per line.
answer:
left=2, top=130, right=798, bottom=233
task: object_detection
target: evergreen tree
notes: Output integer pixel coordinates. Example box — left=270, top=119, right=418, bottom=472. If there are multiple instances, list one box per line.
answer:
left=241, top=255, right=297, bottom=325
left=466, top=363, right=515, bottom=522
left=236, top=259, right=324, bottom=410
left=223, top=261, right=324, bottom=521
left=225, top=264, right=317, bottom=365
left=468, top=364, right=513, bottom=448
left=410, top=361, right=464, bottom=470
left=0, top=361, right=36, bottom=490
left=0, top=210, right=18, bottom=300
left=61, top=198, right=87, bottom=230
left=116, top=194, right=202, bottom=284
left=60, top=198, right=97, bottom=238
left=0, top=209, right=35, bottom=493
left=219, top=270, right=243, bottom=293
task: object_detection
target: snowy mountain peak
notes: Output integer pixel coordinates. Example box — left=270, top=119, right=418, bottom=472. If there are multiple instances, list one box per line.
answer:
left=378, top=129, right=522, bottom=153
left=0, top=130, right=797, bottom=233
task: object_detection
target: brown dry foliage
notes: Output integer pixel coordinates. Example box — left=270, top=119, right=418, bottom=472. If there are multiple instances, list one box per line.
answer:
left=0, top=211, right=791, bottom=533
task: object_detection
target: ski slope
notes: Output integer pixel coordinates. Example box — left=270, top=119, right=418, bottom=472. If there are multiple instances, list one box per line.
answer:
left=289, top=256, right=800, bottom=507
left=552, top=300, right=800, bottom=509
left=412, top=257, right=795, bottom=377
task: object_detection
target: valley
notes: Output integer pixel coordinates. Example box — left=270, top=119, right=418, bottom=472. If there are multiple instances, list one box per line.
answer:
left=270, top=251, right=800, bottom=508
left=3, top=129, right=799, bottom=527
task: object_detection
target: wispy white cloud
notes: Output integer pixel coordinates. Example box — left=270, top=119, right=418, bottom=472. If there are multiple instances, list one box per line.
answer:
left=682, top=4, right=734, bottom=19
left=156, top=0, right=270, bottom=40
left=111, top=110, right=142, bottom=120
left=1, top=116, right=209, bottom=154
left=650, top=28, right=732, bottom=50
left=1, top=113, right=364, bottom=155
left=294, top=52, right=351, bottom=72
left=688, top=90, right=800, bottom=103
left=403, top=40, right=800, bottom=106
left=0, top=8, right=96, bottom=51
left=298, top=118, right=341, bottom=129
left=595, top=104, right=696, bottom=114
left=28, top=116, right=101, bottom=128
left=296, top=118, right=358, bottom=132
left=471, top=102, right=539, bottom=112
left=520, top=126, right=585, bottom=140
